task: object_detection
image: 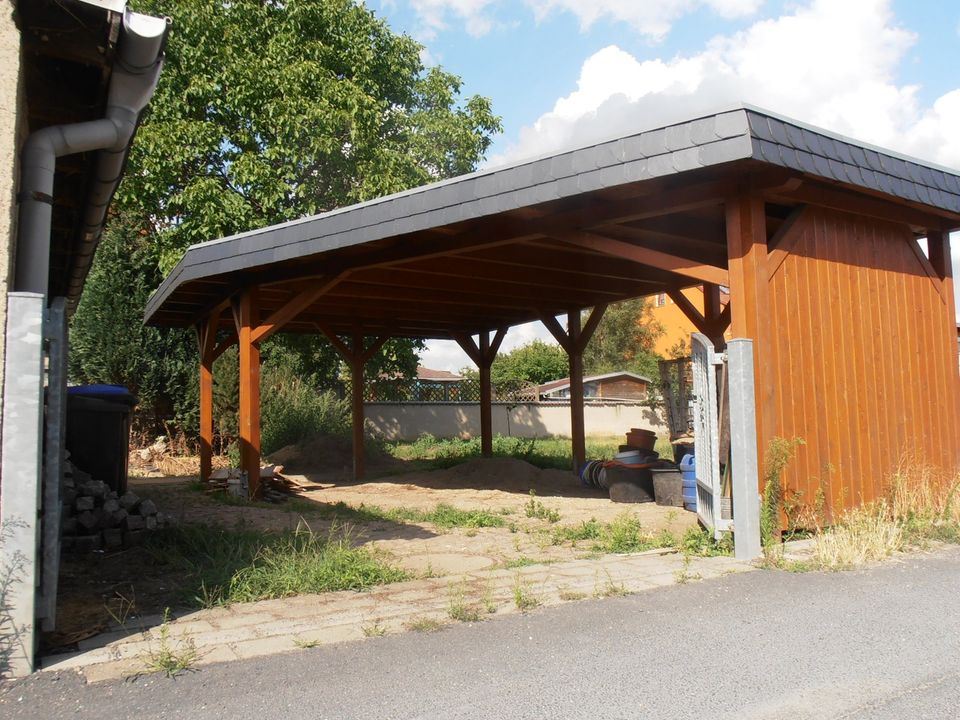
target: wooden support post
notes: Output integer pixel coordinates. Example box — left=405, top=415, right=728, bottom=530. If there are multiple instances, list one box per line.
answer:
left=479, top=332, right=493, bottom=457
left=568, top=310, right=586, bottom=472
left=541, top=306, right=607, bottom=472
left=235, top=288, right=262, bottom=498
left=350, top=330, right=366, bottom=481
left=196, top=317, right=216, bottom=484
left=703, top=283, right=727, bottom=350
left=725, top=192, right=772, bottom=482
left=455, top=328, right=508, bottom=457
left=317, top=326, right=389, bottom=480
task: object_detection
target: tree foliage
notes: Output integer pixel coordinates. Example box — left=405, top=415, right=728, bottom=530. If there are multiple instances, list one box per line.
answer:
left=582, top=299, right=664, bottom=380
left=69, top=219, right=199, bottom=435
left=124, top=0, right=502, bottom=270
left=490, top=340, right=569, bottom=388
left=73, top=0, right=503, bottom=438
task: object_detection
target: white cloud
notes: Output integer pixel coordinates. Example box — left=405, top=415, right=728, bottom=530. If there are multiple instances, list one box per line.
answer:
left=490, top=0, right=960, bottom=172
left=407, top=0, right=498, bottom=39
left=402, top=0, right=761, bottom=41
left=528, top=0, right=762, bottom=39
left=421, top=320, right=560, bottom=371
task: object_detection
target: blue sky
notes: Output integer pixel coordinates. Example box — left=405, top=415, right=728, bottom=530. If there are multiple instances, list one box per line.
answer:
left=370, top=0, right=960, bottom=371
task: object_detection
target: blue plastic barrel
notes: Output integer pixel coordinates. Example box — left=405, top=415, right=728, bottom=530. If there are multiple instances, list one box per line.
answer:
left=680, top=453, right=696, bottom=511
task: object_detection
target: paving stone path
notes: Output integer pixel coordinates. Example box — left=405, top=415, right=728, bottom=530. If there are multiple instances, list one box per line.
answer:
left=42, top=550, right=753, bottom=683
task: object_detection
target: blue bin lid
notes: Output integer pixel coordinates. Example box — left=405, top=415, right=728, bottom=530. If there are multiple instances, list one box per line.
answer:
left=68, top=384, right=131, bottom=396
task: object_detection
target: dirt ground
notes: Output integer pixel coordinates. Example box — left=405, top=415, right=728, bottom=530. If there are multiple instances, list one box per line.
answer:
left=47, top=452, right=696, bottom=654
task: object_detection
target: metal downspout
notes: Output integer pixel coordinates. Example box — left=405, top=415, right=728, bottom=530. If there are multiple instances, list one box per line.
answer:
left=13, top=8, right=168, bottom=297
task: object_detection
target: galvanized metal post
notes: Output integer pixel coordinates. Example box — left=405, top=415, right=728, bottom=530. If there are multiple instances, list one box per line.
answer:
left=39, top=298, right=68, bottom=631
left=0, top=293, right=47, bottom=676
left=727, top=338, right=762, bottom=560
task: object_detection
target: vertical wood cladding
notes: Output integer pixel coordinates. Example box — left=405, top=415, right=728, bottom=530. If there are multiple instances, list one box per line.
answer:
left=767, top=206, right=960, bottom=518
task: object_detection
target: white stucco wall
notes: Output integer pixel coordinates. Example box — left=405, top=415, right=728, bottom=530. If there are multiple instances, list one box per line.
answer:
left=364, top=402, right=666, bottom=441
left=0, top=1, right=22, bottom=409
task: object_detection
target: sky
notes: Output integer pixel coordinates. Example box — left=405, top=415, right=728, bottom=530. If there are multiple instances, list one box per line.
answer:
left=371, top=0, right=960, bottom=372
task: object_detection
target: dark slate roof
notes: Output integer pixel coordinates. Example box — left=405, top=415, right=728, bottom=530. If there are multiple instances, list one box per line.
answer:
left=145, top=104, right=960, bottom=324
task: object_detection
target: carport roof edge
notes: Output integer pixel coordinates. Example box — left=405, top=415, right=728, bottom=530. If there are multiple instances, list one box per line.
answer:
left=144, top=104, right=960, bottom=326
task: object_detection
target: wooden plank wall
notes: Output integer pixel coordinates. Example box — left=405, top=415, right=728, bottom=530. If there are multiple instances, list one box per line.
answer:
left=767, top=206, right=960, bottom=518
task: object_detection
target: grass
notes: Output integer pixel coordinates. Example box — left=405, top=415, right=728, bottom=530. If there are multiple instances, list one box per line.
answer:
left=293, top=636, right=323, bottom=649
left=362, top=621, right=387, bottom=637
left=524, top=491, right=561, bottom=523
left=558, top=589, right=588, bottom=602
left=143, top=523, right=409, bottom=608
left=384, top=433, right=622, bottom=471
left=406, top=616, right=445, bottom=633
left=141, top=609, right=198, bottom=678
left=770, top=462, right=960, bottom=571
left=447, top=583, right=483, bottom=623
left=512, top=575, right=542, bottom=611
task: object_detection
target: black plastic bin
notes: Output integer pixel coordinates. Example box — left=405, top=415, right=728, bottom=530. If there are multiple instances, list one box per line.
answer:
left=65, top=385, right=138, bottom=494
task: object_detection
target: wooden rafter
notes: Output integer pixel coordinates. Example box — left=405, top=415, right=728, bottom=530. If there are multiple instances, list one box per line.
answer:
left=549, top=229, right=730, bottom=286
left=250, top=275, right=347, bottom=344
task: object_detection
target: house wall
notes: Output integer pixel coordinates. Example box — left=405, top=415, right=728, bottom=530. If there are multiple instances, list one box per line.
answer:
left=647, top=287, right=733, bottom=356
left=597, top=378, right=647, bottom=400
left=0, top=1, right=22, bottom=413
left=364, top=402, right=666, bottom=442
left=765, top=205, right=960, bottom=518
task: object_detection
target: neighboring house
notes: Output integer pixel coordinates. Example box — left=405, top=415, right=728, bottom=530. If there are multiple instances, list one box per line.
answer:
left=537, top=372, right=651, bottom=402
left=648, top=286, right=733, bottom=356
left=414, top=366, right=464, bottom=401
left=0, top=0, right=167, bottom=676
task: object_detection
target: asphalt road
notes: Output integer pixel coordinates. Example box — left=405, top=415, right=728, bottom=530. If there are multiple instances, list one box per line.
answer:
left=3, top=547, right=960, bottom=719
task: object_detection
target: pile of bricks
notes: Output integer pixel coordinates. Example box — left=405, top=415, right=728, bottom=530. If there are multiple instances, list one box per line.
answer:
left=61, top=459, right=173, bottom=553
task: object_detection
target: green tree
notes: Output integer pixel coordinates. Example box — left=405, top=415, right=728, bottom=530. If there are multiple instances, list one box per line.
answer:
left=582, top=299, right=664, bottom=380
left=69, top=219, right=199, bottom=436
left=124, top=0, right=502, bottom=270
left=462, top=340, right=569, bottom=397
left=74, top=0, right=502, bottom=438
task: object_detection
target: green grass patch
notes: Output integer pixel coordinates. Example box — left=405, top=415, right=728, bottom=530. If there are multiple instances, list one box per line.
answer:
left=524, top=491, right=561, bottom=523
left=144, top=524, right=408, bottom=608
left=384, top=433, right=621, bottom=471
left=551, top=514, right=731, bottom=557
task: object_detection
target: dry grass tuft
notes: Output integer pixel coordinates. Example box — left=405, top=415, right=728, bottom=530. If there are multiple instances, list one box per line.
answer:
left=813, top=501, right=904, bottom=569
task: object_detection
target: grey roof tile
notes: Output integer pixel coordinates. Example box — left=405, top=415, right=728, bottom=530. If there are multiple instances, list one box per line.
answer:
left=929, top=169, right=950, bottom=193
left=571, top=147, right=598, bottom=174
left=746, top=113, right=775, bottom=143
left=819, top=137, right=844, bottom=162
left=768, top=118, right=792, bottom=147
left=796, top=150, right=818, bottom=175
left=621, top=157, right=651, bottom=182
left=689, top=116, right=719, bottom=146
left=665, top=123, right=693, bottom=151
left=620, top=134, right=647, bottom=162
left=786, top=124, right=811, bottom=153
left=638, top=128, right=668, bottom=157
left=777, top=145, right=803, bottom=172
left=646, top=153, right=677, bottom=178
left=800, top=129, right=826, bottom=158
left=862, top=148, right=883, bottom=172
left=753, top=138, right=779, bottom=163
left=715, top=110, right=750, bottom=138
left=812, top=154, right=832, bottom=178
left=671, top=146, right=703, bottom=173
left=700, top=135, right=752, bottom=166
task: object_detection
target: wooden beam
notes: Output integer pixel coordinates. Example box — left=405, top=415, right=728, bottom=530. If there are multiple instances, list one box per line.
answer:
left=550, top=229, right=730, bottom=286
left=726, top=192, right=773, bottom=484
left=237, top=288, right=262, bottom=498
left=576, top=304, right=608, bottom=352
left=539, top=313, right=572, bottom=353
left=766, top=206, right=807, bottom=281
left=479, top=332, right=494, bottom=457
left=453, top=333, right=482, bottom=366
left=349, top=331, right=366, bottom=481
left=666, top=289, right=711, bottom=336
left=250, top=275, right=346, bottom=344
left=197, top=317, right=217, bottom=484
left=568, top=310, right=586, bottom=473
left=765, top=181, right=956, bottom=231
left=211, top=333, right=238, bottom=362
left=906, top=239, right=947, bottom=305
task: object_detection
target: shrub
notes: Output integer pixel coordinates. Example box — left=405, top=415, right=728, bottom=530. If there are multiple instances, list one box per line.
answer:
left=260, top=364, right=350, bottom=455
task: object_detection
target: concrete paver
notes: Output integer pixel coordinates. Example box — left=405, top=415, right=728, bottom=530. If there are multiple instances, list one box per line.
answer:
left=39, top=549, right=754, bottom=682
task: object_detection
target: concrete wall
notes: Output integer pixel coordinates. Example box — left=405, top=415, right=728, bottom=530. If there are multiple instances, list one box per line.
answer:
left=0, top=1, right=22, bottom=418
left=364, top=402, right=666, bottom=441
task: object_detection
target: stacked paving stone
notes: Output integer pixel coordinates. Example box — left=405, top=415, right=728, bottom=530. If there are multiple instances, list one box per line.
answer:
left=61, top=460, right=173, bottom=553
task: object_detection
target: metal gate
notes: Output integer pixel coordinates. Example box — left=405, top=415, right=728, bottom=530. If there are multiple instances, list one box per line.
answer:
left=691, top=332, right=731, bottom=536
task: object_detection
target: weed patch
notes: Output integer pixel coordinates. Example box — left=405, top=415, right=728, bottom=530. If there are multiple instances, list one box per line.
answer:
left=512, top=575, right=542, bottom=611
left=524, top=491, right=561, bottom=523
left=406, top=616, right=444, bottom=633
left=141, top=610, right=198, bottom=678
left=144, top=524, right=408, bottom=608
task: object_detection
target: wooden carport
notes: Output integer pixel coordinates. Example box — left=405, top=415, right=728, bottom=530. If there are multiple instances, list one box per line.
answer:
left=146, top=106, right=960, bottom=517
